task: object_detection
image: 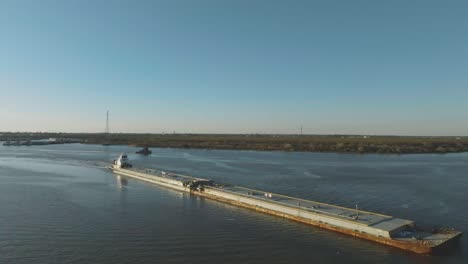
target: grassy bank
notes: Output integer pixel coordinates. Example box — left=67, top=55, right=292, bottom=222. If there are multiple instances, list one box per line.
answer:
left=1, top=132, right=467, bottom=154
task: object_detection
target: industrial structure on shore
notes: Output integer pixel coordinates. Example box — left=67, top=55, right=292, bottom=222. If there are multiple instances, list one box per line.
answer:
left=109, top=154, right=461, bottom=254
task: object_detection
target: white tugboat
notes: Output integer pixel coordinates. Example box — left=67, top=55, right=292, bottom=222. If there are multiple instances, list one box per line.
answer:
left=112, top=153, right=132, bottom=169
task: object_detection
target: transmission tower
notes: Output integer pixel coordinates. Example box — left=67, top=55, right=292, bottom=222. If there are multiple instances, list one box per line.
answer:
left=105, top=111, right=110, bottom=134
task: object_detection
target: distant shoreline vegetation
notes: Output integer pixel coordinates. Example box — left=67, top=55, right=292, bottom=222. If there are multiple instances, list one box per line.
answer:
left=1, top=132, right=467, bottom=154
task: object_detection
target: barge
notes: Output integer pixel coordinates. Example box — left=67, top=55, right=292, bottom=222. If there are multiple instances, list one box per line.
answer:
left=109, top=154, right=462, bottom=254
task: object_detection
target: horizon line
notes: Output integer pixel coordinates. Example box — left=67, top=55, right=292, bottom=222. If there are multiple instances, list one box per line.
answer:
left=0, top=131, right=466, bottom=138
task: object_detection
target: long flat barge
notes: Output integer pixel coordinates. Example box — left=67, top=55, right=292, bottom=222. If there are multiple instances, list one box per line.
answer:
left=109, top=154, right=462, bottom=254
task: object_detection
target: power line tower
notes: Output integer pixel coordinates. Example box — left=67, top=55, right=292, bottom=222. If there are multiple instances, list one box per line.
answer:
left=105, top=111, right=110, bottom=134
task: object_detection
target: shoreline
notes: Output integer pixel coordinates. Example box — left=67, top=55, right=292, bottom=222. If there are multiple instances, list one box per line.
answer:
left=95, top=142, right=468, bottom=155
left=1, top=133, right=467, bottom=154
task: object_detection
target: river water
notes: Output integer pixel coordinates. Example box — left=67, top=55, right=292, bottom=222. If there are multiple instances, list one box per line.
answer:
left=0, top=143, right=466, bottom=263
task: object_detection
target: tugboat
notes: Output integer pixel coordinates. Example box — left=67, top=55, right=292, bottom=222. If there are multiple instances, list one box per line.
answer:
left=112, top=153, right=132, bottom=168
left=136, top=147, right=152, bottom=155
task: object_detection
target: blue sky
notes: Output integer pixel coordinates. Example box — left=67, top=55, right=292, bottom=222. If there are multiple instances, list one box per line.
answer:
left=0, top=0, right=467, bottom=135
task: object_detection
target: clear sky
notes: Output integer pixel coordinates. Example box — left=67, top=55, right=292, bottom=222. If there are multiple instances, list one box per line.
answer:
left=0, top=0, right=467, bottom=135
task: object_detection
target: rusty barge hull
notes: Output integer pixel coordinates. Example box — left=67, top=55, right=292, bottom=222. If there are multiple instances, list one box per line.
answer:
left=111, top=167, right=462, bottom=255
left=198, top=191, right=461, bottom=254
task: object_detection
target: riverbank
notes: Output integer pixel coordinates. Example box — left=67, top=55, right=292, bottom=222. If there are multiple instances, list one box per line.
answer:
left=1, top=132, right=467, bottom=154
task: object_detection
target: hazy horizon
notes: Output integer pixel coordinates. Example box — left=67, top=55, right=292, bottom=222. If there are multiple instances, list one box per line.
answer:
left=1, top=0, right=467, bottom=136
left=0, top=129, right=466, bottom=138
